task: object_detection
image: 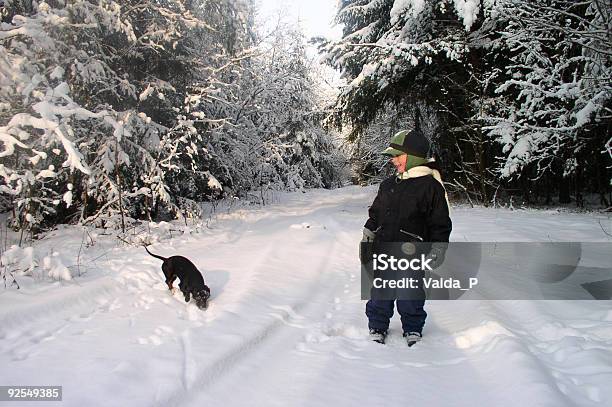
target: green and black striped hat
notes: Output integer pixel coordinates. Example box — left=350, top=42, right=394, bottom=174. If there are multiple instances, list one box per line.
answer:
left=382, top=129, right=430, bottom=158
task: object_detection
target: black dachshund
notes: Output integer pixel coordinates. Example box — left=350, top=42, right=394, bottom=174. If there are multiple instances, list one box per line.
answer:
left=145, top=246, right=210, bottom=309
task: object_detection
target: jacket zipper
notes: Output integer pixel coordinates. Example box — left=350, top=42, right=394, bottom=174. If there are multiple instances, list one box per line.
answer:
left=400, top=229, right=423, bottom=241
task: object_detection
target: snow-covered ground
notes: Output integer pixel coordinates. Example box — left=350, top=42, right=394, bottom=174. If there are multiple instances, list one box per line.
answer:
left=1, top=186, right=611, bottom=406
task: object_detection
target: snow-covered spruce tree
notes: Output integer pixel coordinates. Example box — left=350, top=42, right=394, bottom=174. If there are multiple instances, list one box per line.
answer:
left=244, top=26, right=338, bottom=194
left=184, top=18, right=340, bottom=202
left=63, top=0, right=239, bottom=228
left=316, top=0, right=502, bottom=202
left=318, top=0, right=610, bottom=206
left=161, top=0, right=259, bottom=212
left=484, top=0, right=611, bottom=205
left=0, top=0, right=120, bottom=234
left=316, top=0, right=490, bottom=135
left=0, top=0, right=256, bottom=233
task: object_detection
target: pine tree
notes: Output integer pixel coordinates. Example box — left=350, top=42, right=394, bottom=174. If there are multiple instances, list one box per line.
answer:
left=485, top=0, right=611, bottom=202
left=0, top=0, right=257, bottom=232
left=318, top=0, right=610, bottom=205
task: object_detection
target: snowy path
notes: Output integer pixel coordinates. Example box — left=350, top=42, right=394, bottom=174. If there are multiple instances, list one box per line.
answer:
left=1, top=186, right=611, bottom=406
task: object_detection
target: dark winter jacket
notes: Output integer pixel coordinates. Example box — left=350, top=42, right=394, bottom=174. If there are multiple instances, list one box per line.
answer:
left=364, top=163, right=452, bottom=243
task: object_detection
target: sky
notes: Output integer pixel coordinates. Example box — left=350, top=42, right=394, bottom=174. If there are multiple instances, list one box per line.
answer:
left=255, top=0, right=345, bottom=92
left=256, top=0, right=343, bottom=41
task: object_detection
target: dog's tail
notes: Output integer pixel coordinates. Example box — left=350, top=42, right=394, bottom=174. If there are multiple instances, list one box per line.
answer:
left=144, top=246, right=167, bottom=262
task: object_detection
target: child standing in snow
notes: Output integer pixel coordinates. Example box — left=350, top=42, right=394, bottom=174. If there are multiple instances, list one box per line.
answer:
left=362, top=129, right=452, bottom=346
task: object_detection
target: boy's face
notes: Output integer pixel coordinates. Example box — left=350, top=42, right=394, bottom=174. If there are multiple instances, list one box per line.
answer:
left=391, top=153, right=407, bottom=173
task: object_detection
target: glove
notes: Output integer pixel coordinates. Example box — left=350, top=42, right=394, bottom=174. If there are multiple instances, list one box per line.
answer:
left=362, top=227, right=376, bottom=242
left=426, top=242, right=448, bottom=270
left=359, top=228, right=376, bottom=264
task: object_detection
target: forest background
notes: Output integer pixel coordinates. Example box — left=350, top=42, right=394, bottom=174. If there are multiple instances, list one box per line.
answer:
left=1, top=0, right=610, bottom=238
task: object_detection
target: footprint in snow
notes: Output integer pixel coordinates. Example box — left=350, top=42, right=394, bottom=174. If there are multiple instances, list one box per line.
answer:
left=137, top=336, right=162, bottom=346
left=68, top=312, right=94, bottom=322
left=335, top=350, right=362, bottom=360
left=133, top=295, right=155, bottom=309
left=136, top=325, right=175, bottom=346
left=177, top=303, right=201, bottom=321
left=98, top=298, right=121, bottom=313
left=155, top=325, right=174, bottom=336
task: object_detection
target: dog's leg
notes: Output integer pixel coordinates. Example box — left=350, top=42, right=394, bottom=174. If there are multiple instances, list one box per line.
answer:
left=167, top=275, right=177, bottom=293
left=179, top=281, right=191, bottom=303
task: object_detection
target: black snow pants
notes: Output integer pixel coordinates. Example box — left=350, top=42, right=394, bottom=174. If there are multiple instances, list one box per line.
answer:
left=365, top=299, right=427, bottom=334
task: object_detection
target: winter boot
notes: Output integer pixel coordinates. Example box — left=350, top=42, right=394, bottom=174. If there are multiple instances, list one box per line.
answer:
left=403, top=331, right=422, bottom=347
left=369, top=329, right=388, bottom=344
